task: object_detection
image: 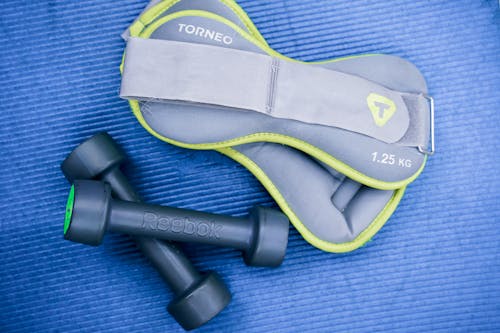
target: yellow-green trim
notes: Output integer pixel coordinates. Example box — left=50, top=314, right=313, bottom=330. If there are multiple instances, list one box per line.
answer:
left=218, top=0, right=268, bottom=45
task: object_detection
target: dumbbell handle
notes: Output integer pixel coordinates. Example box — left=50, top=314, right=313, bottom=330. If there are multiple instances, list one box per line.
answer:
left=108, top=199, right=252, bottom=250
left=102, top=168, right=140, bottom=202
left=103, top=168, right=201, bottom=294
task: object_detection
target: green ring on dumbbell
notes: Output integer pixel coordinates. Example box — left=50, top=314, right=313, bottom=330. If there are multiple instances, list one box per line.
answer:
left=64, top=184, right=75, bottom=235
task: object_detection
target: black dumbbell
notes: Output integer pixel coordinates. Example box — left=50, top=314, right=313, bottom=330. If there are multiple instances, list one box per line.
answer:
left=64, top=179, right=289, bottom=267
left=61, top=133, right=230, bottom=331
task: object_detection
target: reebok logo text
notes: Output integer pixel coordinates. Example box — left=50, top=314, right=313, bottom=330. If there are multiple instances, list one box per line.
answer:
left=142, top=212, right=222, bottom=239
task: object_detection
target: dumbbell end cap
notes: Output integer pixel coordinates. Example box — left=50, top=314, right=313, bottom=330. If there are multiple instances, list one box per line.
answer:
left=168, top=271, right=231, bottom=330
left=64, top=180, right=111, bottom=246
left=61, top=132, right=125, bottom=182
left=244, top=207, right=289, bottom=267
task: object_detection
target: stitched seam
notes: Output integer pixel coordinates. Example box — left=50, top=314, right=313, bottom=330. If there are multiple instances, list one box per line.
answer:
left=266, top=58, right=280, bottom=114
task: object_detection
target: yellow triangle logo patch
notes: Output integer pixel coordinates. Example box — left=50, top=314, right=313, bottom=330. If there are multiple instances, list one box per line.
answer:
left=366, top=93, right=397, bottom=127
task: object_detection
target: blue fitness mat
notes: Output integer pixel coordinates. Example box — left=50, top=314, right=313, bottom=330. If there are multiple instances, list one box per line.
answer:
left=1, top=1, right=499, bottom=332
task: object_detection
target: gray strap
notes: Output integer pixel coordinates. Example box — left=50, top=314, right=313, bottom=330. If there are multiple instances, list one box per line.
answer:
left=120, top=37, right=430, bottom=145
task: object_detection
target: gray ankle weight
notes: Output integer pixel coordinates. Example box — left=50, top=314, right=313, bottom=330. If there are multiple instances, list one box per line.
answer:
left=119, top=0, right=434, bottom=252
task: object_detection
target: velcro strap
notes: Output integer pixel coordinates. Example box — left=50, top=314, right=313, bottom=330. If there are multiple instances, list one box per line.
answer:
left=120, top=37, right=430, bottom=145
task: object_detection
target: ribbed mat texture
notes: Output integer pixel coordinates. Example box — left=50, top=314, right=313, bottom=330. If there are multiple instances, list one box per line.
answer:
left=1, top=1, right=499, bottom=332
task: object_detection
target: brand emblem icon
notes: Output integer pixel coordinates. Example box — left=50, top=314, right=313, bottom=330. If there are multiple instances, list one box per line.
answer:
left=367, top=93, right=397, bottom=127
